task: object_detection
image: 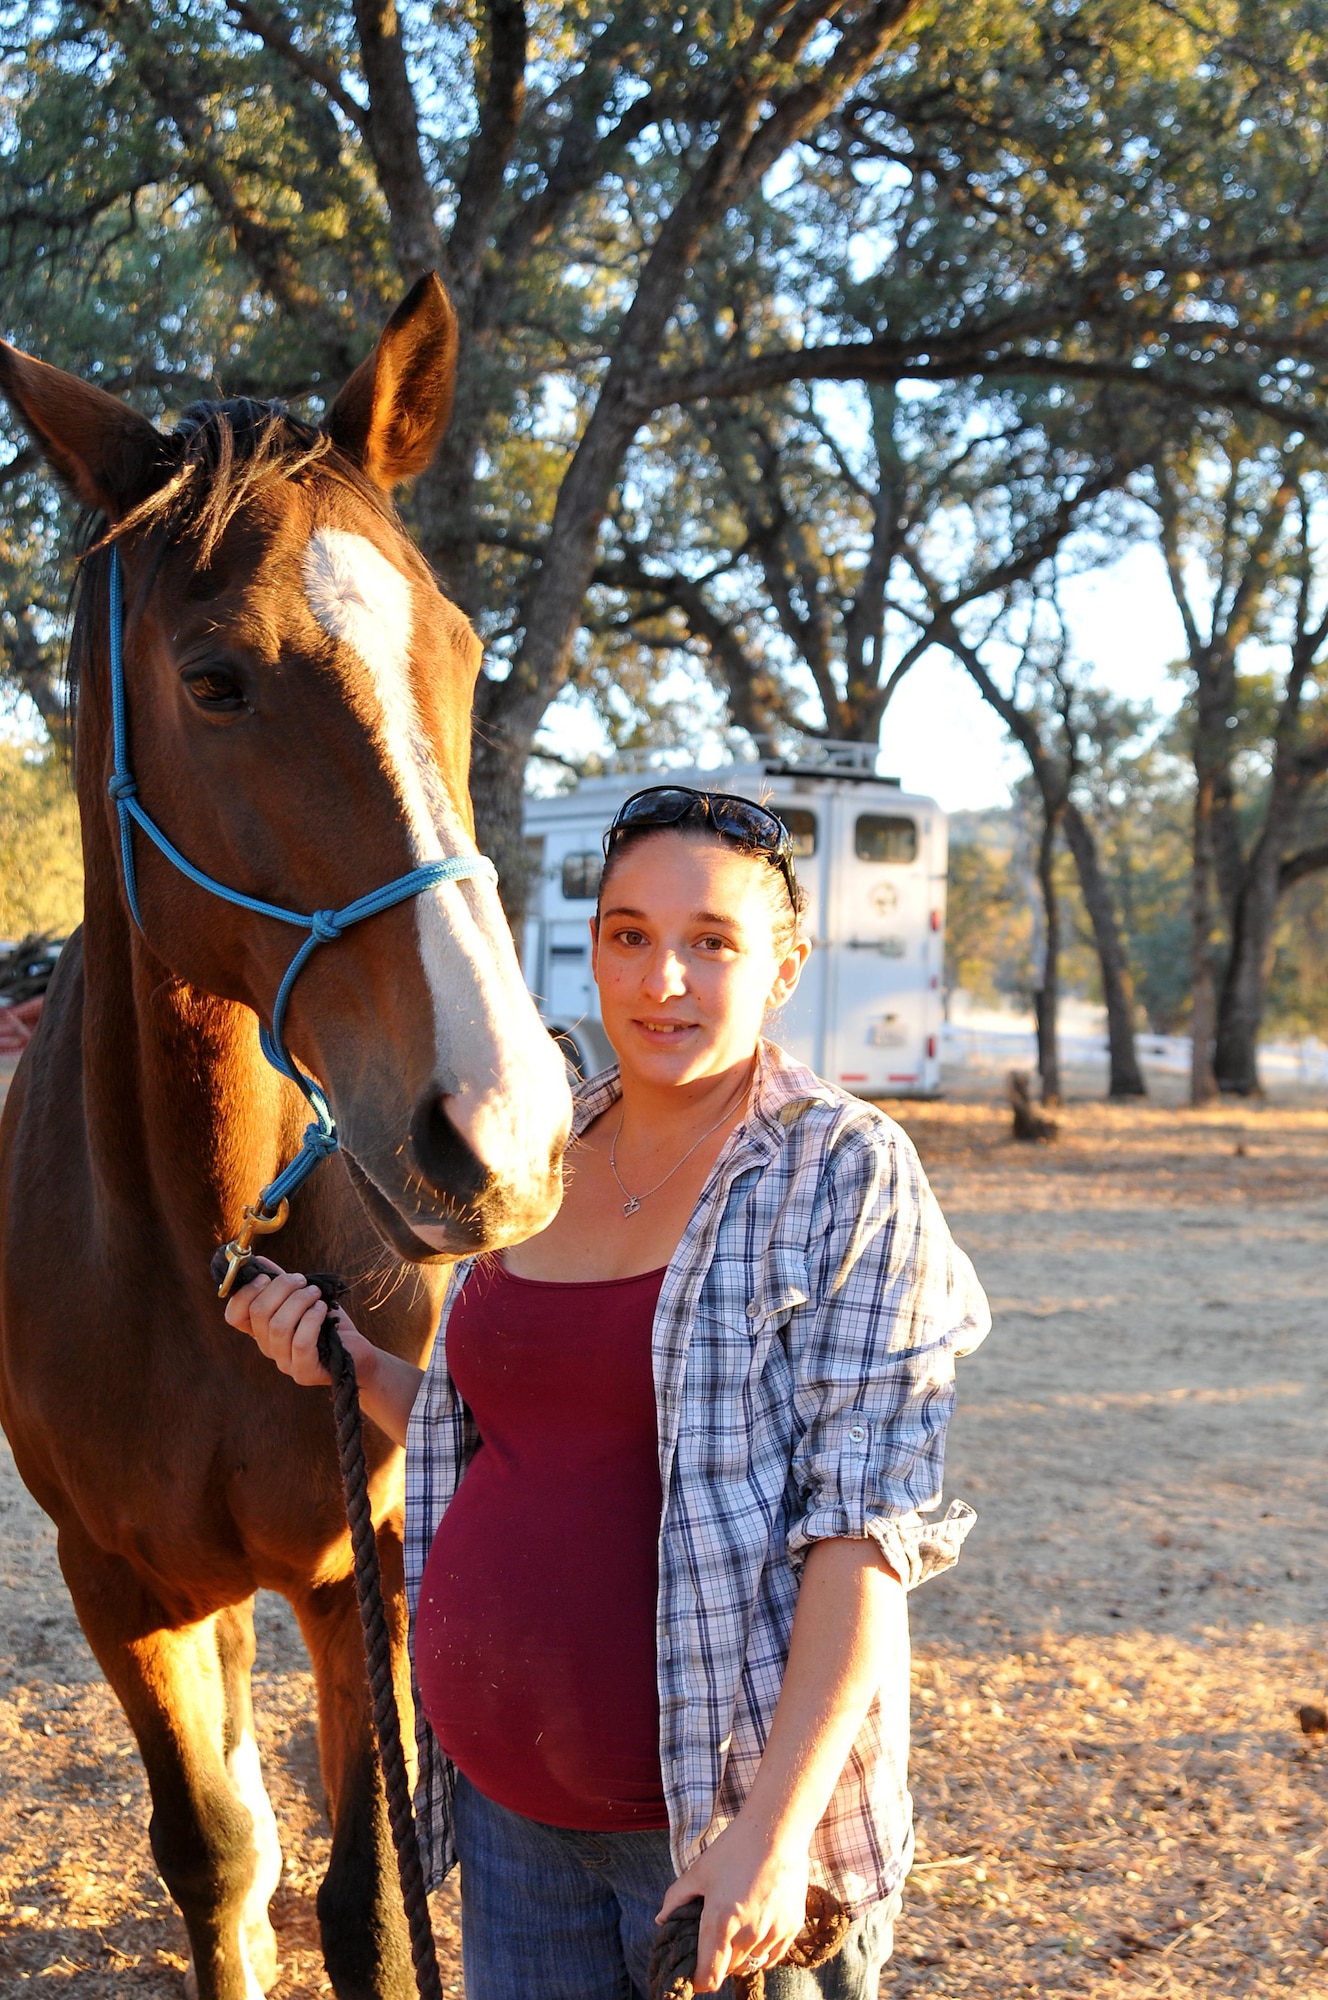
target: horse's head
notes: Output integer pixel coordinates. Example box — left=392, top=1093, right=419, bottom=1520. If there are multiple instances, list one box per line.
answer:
left=0, top=277, right=572, bottom=1259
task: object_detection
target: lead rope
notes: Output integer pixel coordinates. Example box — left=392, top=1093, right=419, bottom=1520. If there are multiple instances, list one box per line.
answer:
left=212, top=1251, right=443, bottom=2000
left=648, top=1887, right=852, bottom=2000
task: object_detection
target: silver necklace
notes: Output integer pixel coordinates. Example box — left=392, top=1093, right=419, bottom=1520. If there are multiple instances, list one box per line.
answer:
left=609, top=1079, right=750, bottom=1217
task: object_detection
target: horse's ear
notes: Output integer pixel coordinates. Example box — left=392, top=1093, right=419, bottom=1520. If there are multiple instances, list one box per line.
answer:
left=0, top=342, right=167, bottom=519
left=326, top=273, right=459, bottom=488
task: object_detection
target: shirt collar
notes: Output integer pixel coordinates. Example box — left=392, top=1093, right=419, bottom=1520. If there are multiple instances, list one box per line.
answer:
left=571, top=1039, right=837, bottom=1154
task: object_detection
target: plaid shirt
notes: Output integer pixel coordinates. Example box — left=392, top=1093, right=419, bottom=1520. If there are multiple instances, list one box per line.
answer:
left=404, top=1040, right=990, bottom=1914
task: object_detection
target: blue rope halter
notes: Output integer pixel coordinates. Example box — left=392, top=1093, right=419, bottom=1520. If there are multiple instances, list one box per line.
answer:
left=106, top=546, right=498, bottom=1287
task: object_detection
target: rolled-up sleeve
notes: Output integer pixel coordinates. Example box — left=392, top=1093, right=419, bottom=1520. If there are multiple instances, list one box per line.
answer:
left=784, top=1121, right=990, bottom=1588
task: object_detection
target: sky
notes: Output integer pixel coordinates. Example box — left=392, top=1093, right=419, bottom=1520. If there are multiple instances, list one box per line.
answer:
left=879, top=539, right=1192, bottom=814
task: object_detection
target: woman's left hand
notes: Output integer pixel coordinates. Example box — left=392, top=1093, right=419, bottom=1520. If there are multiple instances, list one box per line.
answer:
left=657, top=1812, right=810, bottom=1994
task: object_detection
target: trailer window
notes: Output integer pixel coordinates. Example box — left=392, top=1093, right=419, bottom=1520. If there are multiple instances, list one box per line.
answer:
left=560, top=852, right=603, bottom=900
left=775, top=807, right=818, bottom=858
left=855, top=814, right=917, bottom=863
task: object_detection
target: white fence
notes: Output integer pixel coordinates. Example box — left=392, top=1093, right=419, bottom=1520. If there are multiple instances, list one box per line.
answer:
left=940, top=1020, right=1328, bottom=1086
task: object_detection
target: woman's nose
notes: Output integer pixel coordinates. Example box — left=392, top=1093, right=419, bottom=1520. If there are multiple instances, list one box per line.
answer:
left=644, top=949, right=688, bottom=999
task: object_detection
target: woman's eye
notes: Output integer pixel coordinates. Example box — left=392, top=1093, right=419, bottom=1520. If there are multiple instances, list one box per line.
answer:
left=614, top=928, right=648, bottom=947
left=696, top=935, right=731, bottom=952
left=183, top=669, right=245, bottom=710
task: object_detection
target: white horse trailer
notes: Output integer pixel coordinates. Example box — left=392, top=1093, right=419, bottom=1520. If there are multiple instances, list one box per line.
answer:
left=521, top=750, right=948, bottom=1096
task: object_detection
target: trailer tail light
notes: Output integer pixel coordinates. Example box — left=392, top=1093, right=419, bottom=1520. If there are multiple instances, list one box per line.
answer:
left=927, top=1034, right=937, bottom=1059
left=929, top=908, right=942, bottom=931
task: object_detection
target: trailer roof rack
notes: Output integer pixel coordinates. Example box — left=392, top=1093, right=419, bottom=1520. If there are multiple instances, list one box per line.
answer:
left=753, top=737, right=901, bottom=785
left=573, top=737, right=904, bottom=787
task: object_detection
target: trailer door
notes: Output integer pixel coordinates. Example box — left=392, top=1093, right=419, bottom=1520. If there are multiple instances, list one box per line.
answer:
left=542, top=844, right=600, bottom=1030
left=825, top=798, right=931, bottom=1093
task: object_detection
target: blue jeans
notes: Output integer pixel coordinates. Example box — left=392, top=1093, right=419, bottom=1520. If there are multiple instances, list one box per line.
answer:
left=453, top=1773, right=900, bottom=2000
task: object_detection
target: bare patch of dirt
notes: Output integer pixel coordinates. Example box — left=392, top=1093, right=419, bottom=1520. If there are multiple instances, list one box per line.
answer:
left=903, top=1089, right=1328, bottom=1211
left=898, top=1628, right=1327, bottom=1997
left=2, top=1079, right=1325, bottom=1995
left=893, top=1086, right=1328, bottom=1996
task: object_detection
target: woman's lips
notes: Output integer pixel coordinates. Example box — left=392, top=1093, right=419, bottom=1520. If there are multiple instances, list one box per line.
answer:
left=633, top=1018, right=697, bottom=1037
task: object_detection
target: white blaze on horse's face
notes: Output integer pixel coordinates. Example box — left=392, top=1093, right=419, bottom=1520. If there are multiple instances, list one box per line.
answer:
left=302, top=522, right=414, bottom=682
left=302, top=526, right=570, bottom=1234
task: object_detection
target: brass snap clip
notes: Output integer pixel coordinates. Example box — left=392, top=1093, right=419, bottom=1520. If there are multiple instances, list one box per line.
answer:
left=216, top=1198, right=291, bottom=1300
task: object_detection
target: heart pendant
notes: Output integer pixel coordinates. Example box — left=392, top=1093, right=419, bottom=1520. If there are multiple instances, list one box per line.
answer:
left=622, top=1195, right=642, bottom=1216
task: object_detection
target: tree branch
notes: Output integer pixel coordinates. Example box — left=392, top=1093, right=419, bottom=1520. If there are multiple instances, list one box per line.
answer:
left=350, top=0, right=443, bottom=282
left=227, top=1, right=368, bottom=132
left=1279, top=841, right=1328, bottom=891
left=448, top=0, right=528, bottom=305
left=87, top=0, right=360, bottom=372
left=592, top=547, right=801, bottom=742
left=629, top=341, right=1328, bottom=436
left=1152, top=465, right=1206, bottom=661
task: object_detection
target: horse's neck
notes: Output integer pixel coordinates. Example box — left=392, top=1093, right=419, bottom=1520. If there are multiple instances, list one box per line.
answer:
left=78, top=848, right=308, bottom=1243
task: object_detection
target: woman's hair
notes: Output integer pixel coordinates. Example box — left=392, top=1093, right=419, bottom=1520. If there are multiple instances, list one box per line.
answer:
left=597, top=820, right=809, bottom=959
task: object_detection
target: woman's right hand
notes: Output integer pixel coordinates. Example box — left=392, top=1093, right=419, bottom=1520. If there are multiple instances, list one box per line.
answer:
left=225, top=1261, right=364, bottom=1387
left=225, top=1258, right=422, bottom=1447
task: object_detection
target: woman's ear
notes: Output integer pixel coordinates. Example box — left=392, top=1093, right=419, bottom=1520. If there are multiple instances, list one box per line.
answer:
left=767, top=935, right=811, bottom=1012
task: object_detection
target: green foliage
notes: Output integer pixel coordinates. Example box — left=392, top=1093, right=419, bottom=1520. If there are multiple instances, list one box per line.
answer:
left=7, top=0, right=1328, bottom=1007
left=947, top=796, right=1103, bottom=1016
left=1267, top=875, right=1328, bottom=1038
left=944, top=824, right=1033, bottom=1010
left=0, top=742, right=82, bottom=938
left=1068, top=700, right=1195, bottom=1033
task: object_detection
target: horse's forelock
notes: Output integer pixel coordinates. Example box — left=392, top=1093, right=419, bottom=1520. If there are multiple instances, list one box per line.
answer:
left=63, top=401, right=405, bottom=733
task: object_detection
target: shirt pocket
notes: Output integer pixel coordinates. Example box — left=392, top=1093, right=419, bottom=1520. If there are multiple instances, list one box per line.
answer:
left=680, top=1251, right=808, bottom=1480
left=743, top=1247, right=811, bottom=1336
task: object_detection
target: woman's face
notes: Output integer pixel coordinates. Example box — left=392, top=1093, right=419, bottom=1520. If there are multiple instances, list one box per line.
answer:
left=591, top=831, right=809, bottom=1088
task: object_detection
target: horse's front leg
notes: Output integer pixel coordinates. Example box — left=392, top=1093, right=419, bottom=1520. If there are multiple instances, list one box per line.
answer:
left=215, top=1599, right=283, bottom=1989
left=57, top=1523, right=282, bottom=2000
left=293, top=1514, right=415, bottom=2000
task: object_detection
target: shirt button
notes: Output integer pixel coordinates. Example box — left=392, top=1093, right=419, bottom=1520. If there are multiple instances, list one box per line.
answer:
left=848, top=1423, right=867, bottom=1443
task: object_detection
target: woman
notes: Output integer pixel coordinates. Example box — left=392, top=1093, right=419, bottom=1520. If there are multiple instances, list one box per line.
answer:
left=228, top=784, right=990, bottom=1998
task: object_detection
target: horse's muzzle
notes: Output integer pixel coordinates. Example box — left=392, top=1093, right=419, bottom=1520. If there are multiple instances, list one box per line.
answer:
left=338, top=1091, right=561, bottom=1261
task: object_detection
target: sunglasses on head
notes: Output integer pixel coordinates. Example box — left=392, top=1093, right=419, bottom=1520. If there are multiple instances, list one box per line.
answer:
left=603, top=786, right=798, bottom=907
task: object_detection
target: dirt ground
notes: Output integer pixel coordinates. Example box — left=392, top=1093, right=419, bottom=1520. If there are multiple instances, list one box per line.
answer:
left=1, top=1075, right=1325, bottom=1997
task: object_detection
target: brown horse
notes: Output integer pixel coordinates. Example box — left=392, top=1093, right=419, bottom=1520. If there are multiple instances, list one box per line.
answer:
left=0, top=276, right=571, bottom=2000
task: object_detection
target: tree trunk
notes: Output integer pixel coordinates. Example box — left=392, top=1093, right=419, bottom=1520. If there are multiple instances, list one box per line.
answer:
left=1189, top=770, right=1219, bottom=1104
left=1213, top=825, right=1288, bottom=1095
left=1062, top=801, right=1146, bottom=1098
left=1034, top=806, right=1061, bottom=1107
left=469, top=706, right=543, bottom=931
left=454, top=5, right=920, bottom=929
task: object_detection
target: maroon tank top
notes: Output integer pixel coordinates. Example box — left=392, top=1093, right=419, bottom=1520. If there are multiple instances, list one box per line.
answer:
left=414, top=1257, right=670, bottom=1830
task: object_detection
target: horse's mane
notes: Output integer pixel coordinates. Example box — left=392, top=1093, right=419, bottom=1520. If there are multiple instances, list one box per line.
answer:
left=65, top=399, right=400, bottom=734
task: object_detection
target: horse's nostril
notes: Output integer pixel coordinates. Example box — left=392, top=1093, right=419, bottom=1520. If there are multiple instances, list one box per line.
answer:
left=409, top=1093, right=493, bottom=1212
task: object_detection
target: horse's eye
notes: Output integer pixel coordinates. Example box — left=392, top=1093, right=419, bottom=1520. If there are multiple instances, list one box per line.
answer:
left=183, top=669, right=245, bottom=710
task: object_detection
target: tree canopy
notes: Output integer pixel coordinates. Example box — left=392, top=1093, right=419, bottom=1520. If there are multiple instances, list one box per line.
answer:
left=7, top=0, right=1328, bottom=1090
